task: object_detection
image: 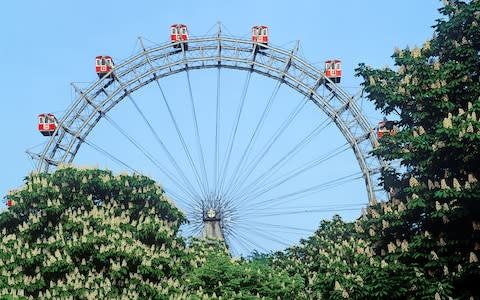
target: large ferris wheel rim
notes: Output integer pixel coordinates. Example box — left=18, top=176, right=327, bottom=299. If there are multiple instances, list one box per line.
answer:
left=33, top=34, right=385, bottom=205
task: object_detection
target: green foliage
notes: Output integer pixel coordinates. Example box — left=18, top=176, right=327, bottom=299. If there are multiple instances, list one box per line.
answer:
left=0, top=167, right=307, bottom=299
left=185, top=239, right=305, bottom=299
left=273, top=216, right=434, bottom=299
left=354, top=0, right=480, bottom=298
left=0, top=167, right=189, bottom=298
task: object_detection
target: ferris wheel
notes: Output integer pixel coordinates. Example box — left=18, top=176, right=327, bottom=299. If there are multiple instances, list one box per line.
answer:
left=27, top=24, right=386, bottom=255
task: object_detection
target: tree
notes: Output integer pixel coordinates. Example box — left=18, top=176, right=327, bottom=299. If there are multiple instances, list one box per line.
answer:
left=273, top=215, right=430, bottom=299
left=185, top=239, right=305, bottom=299
left=355, top=0, right=480, bottom=298
left=0, top=166, right=190, bottom=298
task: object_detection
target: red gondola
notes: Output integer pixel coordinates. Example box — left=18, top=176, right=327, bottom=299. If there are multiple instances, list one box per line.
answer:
left=95, top=55, right=114, bottom=78
left=38, top=113, right=58, bottom=136
left=4, top=191, right=14, bottom=207
left=170, top=24, right=189, bottom=48
left=252, top=25, right=269, bottom=46
left=325, top=59, right=342, bottom=83
left=377, top=120, right=397, bottom=139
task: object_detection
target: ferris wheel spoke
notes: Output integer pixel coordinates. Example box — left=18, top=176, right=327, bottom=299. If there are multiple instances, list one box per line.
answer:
left=226, top=116, right=332, bottom=202
left=182, top=222, right=203, bottom=238
left=247, top=206, right=364, bottom=218
left=222, top=97, right=308, bottom=209
left=123, top=91, right=206, bottom=202
left=192, top=220, right=205, bottom=234
left=231, top=142, right=351, bottom=209
left=184, top=217, right=204, bottom=233
left=152, top=77, right=209, bottom=200
left=185, top=69, right=211, bottom=196
left=228, top=228, right=270, bottom=254
left=241, top=220, right=313, bottom=234
left=224, top=233, right=252, bottom=256
left=164, top=188, right=202, bottom=212
left=102, top=114, right=200, bottom=203
left=223, top=235, right=246, bottom=258
left=83, top=139, right=139, bottom=174
left=222, top=80, right=283, bottom=199
left=236, top=224, right=291, bottom=248
left=230, top=232, right=264, bottom=256
left=248, top=202, right=367, bottom=212
left=250, top=173, right=364, bottom=211
left=184, top=208, right=204, bottom=227
left=255, top=142, right=351, bottom=193
left=217, top=71, right=253, bottom=197
left=139, top=36, right=209, bottom=200
left=246, top=173, right=362, bottom=212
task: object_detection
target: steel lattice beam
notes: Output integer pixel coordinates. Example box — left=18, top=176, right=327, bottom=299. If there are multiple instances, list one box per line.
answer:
left=32, top=35, right=387, bottom=204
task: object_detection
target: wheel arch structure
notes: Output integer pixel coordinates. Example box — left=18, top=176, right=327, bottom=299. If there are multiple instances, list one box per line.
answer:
left=29, top=34, right=386, bottom=205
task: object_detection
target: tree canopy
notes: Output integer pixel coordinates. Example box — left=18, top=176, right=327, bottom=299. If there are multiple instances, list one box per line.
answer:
left=354, top=0, right=480, bottom=298
left=0, top=167, right=189, bottom=298
left=1, top=1, right=479, bottom=299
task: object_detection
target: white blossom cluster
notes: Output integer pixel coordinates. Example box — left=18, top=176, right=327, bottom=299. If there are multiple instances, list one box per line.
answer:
left=275, top=219, right=380, bottom=299
left=0, top=167, right=200, bottom=299
left=0, top=198, right=193, bottom=299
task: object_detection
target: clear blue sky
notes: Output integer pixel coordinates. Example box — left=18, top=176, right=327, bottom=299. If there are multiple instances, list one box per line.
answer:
left=0, top=0, right=442, bottom=255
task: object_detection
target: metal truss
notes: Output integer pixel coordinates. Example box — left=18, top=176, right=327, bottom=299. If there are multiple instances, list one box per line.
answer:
left=29, top=33, right=387, bottom=205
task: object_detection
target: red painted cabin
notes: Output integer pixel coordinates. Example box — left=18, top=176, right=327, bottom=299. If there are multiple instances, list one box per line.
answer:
left=5, top=191, right=13, bottom=207
left=377, top=120, right=397, bottom=139
left=38, top=113, right=58, bottom=136
left=325, top=60, right=342, bottom=83
left=95, top=56, right=114, bottom=78
left=170, top=24, right=189, bottom=48
left=252, top=25, right=269, bottom=46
